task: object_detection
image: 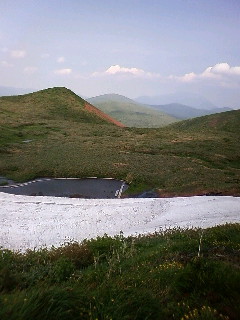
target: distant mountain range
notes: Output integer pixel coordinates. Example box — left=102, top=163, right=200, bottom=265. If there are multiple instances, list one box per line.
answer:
left=145, top=103, right=232, bottom=120
left=87, top=94, right=178, bottom=128
left=88, top=93, right=232, bottom=122
left=135, top=92, right=221, bottom=110
left=0, top=86, right=234, bottom=122
left=0, top=86, right=33, bottom=96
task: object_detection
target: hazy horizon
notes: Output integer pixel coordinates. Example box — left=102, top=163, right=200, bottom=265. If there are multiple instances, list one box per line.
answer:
left=1, top=0, right=240, bottom=108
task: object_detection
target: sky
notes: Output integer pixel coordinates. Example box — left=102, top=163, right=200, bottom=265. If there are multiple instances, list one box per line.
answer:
left=0, top=0, right=240, bottom=107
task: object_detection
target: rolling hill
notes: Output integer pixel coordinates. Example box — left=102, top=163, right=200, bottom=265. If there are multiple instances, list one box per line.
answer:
left=0, top=87, right=239, bottom=196
left=0, top=87, right=125, bottom=127
left=87, top=94, right=178, bottom=128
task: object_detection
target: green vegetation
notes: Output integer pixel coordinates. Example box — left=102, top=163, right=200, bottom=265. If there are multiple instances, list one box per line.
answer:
left=0, top=87, right=240, bottom=195
left=1, top=89, right=239, bottom=318
left=0, top=224, right=239, bottom=319
left=87, top=94, right=178, bottom=128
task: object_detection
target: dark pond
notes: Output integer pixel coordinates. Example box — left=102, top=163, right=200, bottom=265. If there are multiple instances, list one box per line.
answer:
left=0, top=178, right=128, bottom=199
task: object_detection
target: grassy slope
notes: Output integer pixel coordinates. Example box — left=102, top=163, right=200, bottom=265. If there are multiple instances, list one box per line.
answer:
left=87, top=94, right=178, bottom=128
left=0, top=224, right=239, bottom=320
left=0, top=88, right=239, bottom=195
left=0, top=87, right=114, bottom=125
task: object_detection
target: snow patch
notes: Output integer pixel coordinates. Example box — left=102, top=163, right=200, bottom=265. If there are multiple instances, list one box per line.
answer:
left=0, top=192, right=239, bottom=251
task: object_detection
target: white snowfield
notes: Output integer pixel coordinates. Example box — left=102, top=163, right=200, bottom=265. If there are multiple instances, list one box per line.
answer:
left=0, top=192, right=239, bottom=252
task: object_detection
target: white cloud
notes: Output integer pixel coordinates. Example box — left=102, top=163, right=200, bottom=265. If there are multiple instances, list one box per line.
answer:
left=172, top=63, right=240, bottom=84
left=211, top=63, right=230, bottom=74
left=1, top=60, right=13, bottom=67
left=93, top=64, right=160, bottom=78
left=180, top=72, right=197, bottom=82
left=230, top=66, right=240, bottom=75
left=207, top=63, right=240, bottom=76
left=54, top=68, right=72, bottom=75
left=57, top=56, right=65, bottom=63
left=201, top=67, right=217, bottom=79
left=106, top=64, right=145, bottom=75
left=10, top=50, right=26, bottom=58
left=23, top=66, right=38, bottom=74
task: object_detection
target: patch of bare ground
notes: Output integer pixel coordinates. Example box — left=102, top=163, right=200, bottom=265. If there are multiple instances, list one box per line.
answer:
left=113, top=162, right=128, bottom=167
left=171, top=137, right=195, bottom=143
left=209, top=118, right=219, bottom=127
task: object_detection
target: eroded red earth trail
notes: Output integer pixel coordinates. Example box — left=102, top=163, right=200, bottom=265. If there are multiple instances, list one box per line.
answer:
left=84, top=102, right=126, bottom=127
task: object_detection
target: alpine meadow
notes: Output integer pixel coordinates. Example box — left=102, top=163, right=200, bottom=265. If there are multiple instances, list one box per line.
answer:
left=0, top=87, right=239, bottom=196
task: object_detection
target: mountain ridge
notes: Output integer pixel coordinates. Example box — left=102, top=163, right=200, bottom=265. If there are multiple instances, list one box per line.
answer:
left=146, top=103, right=232, bottom=120
left=87, top=93, right=233, bottom=123
left=87, top=94, right=178, bottom=128
left=135, top=92, right=218, bottom=109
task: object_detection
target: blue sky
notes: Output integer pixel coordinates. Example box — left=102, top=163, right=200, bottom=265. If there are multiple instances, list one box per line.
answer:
left=0, top=0, right=240, bottom=107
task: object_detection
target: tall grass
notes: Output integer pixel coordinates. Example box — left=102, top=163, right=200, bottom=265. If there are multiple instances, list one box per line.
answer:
left=0, top=224, right=239, bottom=319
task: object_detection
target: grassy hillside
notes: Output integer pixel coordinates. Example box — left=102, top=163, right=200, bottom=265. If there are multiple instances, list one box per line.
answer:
left=0, top=88, right=239, bottom=195
left=87, top=94, right=178, bottom=128
left=0, top=87, right=123, bottom=126
left=169, top=109, right=240, bottom=132
left=0, top=224, right=239, bottom=319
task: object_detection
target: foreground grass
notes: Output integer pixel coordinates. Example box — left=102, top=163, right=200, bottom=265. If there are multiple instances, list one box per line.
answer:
left=0, top=88, right=240, bottom=195
left=0, top=224, right=239, bottom=319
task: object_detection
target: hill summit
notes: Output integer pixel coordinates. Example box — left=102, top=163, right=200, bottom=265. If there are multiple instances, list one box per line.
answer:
left=0, top=87, right=125, bottom=127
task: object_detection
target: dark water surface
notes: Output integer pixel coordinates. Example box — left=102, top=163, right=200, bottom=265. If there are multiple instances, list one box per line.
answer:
left=0, top=178, right=128, bottom=199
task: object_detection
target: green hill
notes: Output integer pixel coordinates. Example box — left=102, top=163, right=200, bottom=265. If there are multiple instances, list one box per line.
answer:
left=0, top=87, right=124, bottom=126
left=87, top=94, right=178, bottom=128
left=168, top=108, right=240, bottom=132
left=0, top=88, right=239, bottom=196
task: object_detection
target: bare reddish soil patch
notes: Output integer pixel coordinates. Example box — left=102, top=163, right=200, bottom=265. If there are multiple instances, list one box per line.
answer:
left=84, top=102, right=125, bottom=127
left=209, top=118, right=219, bottom=128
